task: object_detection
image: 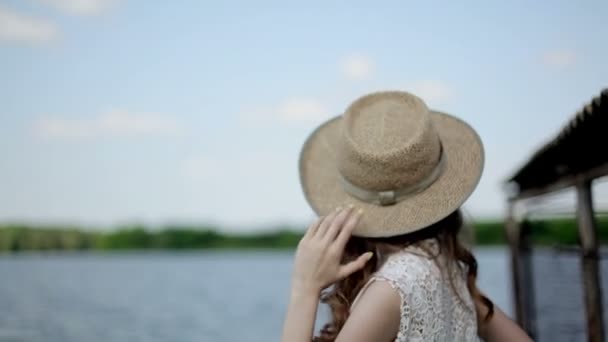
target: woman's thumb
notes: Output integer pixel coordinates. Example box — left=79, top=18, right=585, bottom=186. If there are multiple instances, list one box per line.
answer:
left=338, top=252, right=373, bottom=278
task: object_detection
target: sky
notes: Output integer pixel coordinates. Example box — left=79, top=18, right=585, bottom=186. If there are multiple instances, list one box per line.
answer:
left=1, top=0, right=607, bottom=231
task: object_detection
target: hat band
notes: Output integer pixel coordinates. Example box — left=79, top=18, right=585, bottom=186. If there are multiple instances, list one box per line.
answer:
left=339, top=149, right=446, bottom=206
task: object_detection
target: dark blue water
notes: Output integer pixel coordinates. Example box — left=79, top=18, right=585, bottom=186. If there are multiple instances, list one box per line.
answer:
left=0, top=248, right=511, bottom=342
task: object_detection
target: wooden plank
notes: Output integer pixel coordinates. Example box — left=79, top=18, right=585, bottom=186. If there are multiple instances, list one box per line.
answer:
left=506, top=203, right=536, bottom=338
left=519, top=219, right=536, bottom=338
left=576, top=181, right=605, bottom=342
left=509, top=163, right=608, bottom=201
left=506, top=206, right=525, bottom=325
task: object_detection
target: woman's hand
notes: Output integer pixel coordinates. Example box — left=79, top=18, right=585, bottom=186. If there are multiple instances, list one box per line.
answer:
left=290, top=206, right=373, bottom=296
left=282, top=206, right=370, bottom=342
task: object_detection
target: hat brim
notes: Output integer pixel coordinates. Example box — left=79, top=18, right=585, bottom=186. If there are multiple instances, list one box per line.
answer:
left=298, top=110, right=484, bottom=237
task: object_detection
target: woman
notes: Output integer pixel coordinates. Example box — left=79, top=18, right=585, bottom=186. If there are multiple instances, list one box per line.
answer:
left=281, top=91, right=532, bottom=341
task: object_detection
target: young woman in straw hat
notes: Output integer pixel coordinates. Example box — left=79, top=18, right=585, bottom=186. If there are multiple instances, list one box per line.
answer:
left=281, top=91, right=532, bottom=341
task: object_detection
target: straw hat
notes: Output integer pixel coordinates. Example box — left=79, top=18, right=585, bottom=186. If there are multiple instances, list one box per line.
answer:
left=298, top=91, right=484, bottom=237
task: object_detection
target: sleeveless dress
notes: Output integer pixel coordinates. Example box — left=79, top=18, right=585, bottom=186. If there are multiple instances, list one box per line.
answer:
left=351, top=240, right=481, bottom=342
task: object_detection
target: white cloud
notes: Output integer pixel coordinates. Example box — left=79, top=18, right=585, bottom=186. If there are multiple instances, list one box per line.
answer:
left=542, top=50, right=577, bottom=69
left=408, top=80, right=454, bottom=106
left=340, top=54, right=374, bottom=81
left=180, top=156, right=226, bottom=182
left=277, top=98, right=331, bottom=122
left=237, top=105, right=275, bottom=126
left=39, top=0, right=116, bottom=16
left=0, top=6, right=58, bottom=43
left=33, top=109, right=186, bottom=139
left=239, top=97, right=333, bottom=125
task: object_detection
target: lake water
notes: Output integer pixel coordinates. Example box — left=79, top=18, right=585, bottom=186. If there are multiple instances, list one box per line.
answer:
left=0, top=248, right=511, bottom=342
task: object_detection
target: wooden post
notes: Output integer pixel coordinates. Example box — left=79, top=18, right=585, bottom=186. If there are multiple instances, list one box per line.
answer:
left=506, top=202, right=536, bottom=338
left=520, top=219, right=536, bottom=338
left=577, top=180, right=604, bottom=342
left=506, top=203, right=525, bottom=325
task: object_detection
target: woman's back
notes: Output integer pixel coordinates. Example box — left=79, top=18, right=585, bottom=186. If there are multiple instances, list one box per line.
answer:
left=282, top=91, right=531, bottom=342
left=354, top=241, right=480, bottom=341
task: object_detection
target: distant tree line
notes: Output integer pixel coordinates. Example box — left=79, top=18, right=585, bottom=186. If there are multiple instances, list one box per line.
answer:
left=0, top=225, right=303, bottom=252
left=0, top=217, right=607, bottom=252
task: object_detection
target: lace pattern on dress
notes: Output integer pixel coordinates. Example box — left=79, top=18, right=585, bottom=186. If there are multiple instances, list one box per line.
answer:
left=353, top=241, right=480, bottom=342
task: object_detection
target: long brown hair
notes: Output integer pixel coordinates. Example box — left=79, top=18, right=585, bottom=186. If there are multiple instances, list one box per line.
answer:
left=314, top=209, right=494, bottom=341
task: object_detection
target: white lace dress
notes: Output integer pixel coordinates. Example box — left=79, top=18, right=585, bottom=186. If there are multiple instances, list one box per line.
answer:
left=352, top=241, right=481, bottom=342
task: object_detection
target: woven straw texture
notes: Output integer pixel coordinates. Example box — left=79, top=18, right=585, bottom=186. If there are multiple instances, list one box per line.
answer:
left=298, top=91, right=484, bottom=237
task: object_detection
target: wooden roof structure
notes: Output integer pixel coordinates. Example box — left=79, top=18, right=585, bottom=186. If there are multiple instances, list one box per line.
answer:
left=504, top=88, right=608, bottom=342
left=507, top=89, right=608, bottom=200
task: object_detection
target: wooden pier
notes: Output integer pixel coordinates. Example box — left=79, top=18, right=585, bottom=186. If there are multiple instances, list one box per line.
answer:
left=505, top=89, right=608, bottom=342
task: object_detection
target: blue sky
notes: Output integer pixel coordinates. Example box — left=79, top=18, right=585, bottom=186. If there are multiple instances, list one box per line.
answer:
left=1, top=0, right=607, bottom=231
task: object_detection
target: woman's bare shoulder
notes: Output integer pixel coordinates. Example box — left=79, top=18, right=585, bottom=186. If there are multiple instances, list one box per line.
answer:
left=339, top=280, right=401, bottom=342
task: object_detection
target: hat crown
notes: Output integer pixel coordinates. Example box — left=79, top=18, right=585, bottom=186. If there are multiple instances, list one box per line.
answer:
left=337, top=91, right=442, bottom=191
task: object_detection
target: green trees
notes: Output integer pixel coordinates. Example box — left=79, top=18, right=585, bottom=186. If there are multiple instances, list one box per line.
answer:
left=0, top=225, right=97, bottom=251
left=0, top=217, right=606, bottom=251
left=0, top=224, right=304, bottom=251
